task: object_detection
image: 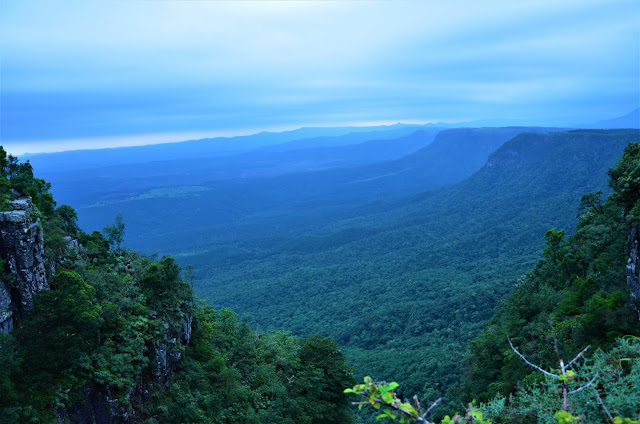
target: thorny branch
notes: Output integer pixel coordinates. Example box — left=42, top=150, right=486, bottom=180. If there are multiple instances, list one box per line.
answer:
left=567, top=373, right=598, bottom=395
left=565, top=345, right=591, bottom=371
left=593, top=388, right=614, bottom=424
left=508, top=337, right=559, bottom=379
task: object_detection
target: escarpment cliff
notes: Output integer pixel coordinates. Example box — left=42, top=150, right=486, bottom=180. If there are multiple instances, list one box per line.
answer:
left=627, top=224, right=640, bottom=318
left=0, top=193, right=193, bottom=423
left=0, top=196, right=50, bottom=333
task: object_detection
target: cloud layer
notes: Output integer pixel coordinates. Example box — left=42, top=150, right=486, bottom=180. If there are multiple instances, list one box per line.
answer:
left=1, top=0, right=638, bottom=153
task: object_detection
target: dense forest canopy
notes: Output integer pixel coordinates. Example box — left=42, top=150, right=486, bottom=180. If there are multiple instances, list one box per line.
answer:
left=346, top=142, right=640, bottom=423
left=1, top=130, right=639, bottom=423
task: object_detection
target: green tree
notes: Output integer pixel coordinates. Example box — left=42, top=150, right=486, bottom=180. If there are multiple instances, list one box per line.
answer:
left=608, top=142, right=640, bottom=216
left=295, top=335, right=356, bottom=424
left=103, top=211, right=125, bottom=251
left=19, top=271, right=103, bottom=405
left=56, top=204, right=79, bottom=237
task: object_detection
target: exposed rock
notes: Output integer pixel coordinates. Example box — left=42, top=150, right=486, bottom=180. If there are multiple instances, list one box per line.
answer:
left=0, top=197, right=49, bottom=332
left=0, top=195, right=194, bottom=422
left=151, top=313, right=190, bottom=386
left=627, top=224, right=640, bottom=319
left=0, top=282, right=13, bottom=333
left=63, top=236, right=80, bottom=252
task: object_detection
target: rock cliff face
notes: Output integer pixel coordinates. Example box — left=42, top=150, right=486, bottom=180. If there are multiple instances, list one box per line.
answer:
left=0, top=197, right=50, bottom=333
left=0, top=188, right=197, bottom=422
left=62, top=317, right=192, bottom=424
left=627, top=224, right=640, bottom=319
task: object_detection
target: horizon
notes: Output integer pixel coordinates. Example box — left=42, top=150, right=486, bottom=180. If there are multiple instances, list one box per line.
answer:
left=2, top=119, right=448, bottom=156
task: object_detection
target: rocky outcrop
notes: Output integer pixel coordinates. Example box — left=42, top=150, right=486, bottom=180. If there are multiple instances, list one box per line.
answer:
left=0, top=195, right=194, bottom=422
left=627, top=224, right=640, bottom=319
left=0, top=197, right=50, bottom=332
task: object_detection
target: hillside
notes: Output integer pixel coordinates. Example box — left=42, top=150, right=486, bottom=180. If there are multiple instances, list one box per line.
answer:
left=183, top=129, right=638, bottom=401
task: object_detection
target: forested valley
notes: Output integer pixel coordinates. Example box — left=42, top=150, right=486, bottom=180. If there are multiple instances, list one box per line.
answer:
left=2, top=124, right=640, bottom=423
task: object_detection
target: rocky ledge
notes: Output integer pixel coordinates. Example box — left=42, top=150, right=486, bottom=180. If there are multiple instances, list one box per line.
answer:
left=0, top=197, right=49, bottom=332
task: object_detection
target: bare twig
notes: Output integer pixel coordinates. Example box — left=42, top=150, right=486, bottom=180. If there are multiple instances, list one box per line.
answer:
left=425, top=398, right=442, bottom=416
left=593, top=388, right=613, bottom=424
left=568, top=373, right=598, bottom=395
left=508, top=337, right=559, bottom=379
left=413, top=395, right=424, bottom=419
left=566, top=345, right=591, bottom=370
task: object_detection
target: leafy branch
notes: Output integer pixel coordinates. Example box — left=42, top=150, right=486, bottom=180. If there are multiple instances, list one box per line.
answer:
left=344, top=376, right=490, bottom=424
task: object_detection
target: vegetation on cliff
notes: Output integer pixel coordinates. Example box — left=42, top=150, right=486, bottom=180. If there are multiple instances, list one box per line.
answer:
left=347, top=143, right=640, bottom=423
left=461, top=143, right=640, bottom=404
left=0, top=148, right=354, bottom=423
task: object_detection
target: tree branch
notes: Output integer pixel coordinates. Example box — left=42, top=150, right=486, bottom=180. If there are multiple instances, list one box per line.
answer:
left=413, top=395, right=424, bottom=419
left=368, top=398, right=433, bottom=424
left=593, top=388, right=613, bottom=424
left=508, top=337, right=559, bottom=379
left=566, top=345, right=591, bottom=370
left=568, top=373, right=598, bottom=395
left=425, top=397, right=442, bottom=416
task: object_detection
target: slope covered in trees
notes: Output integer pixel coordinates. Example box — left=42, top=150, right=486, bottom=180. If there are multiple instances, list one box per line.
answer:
left=185, top=129, right=637, bottom=403
left=455, top=142, right=640, bottom=420
left=3, top=128, right=639, bottom=423
left=346, top=143, right=640, bottom=423
left=0, top=149, right=355, bottom=423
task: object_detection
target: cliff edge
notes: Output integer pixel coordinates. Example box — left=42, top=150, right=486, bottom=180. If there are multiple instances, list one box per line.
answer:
left=0, top=196, right=49, bottom=333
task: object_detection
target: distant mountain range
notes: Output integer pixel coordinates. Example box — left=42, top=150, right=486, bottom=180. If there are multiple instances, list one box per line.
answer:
left=580, top=108, right=640, bottom=129
left=21, top=109, right=637, bottom=173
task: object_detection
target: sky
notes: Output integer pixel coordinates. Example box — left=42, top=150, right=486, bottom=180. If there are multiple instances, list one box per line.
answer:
left=1, top=0, right=639, bottom=155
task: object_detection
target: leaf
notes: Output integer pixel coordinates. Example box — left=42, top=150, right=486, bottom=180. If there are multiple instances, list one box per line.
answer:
left=400, top=402, right=418, bottom=416
left=382, top=392, right=395, bottom=404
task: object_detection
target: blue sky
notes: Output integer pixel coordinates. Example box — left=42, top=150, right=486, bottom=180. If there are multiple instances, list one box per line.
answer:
left=1, top=0, right=638, bottom=154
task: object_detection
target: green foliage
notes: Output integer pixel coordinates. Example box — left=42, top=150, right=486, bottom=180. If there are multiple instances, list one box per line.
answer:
left=460, top=140, right=640, bottom=423
left=23, top=271, right=101, bottom=366
left=103, top=211, right=126, bottom=251
left=350, top=338, right=640, bottom=424
left=345, top=377, right=491, bottom=424
left=0, top=149, right=356, bottom=422
left=608, top=142, right=640, bottom=216
left=156, top=309, right=355, bottom=423
left=464, top=175, right=639, bottom=403
left=4, top=135, right=640, bottom=422
left=0, top=147, right=55, bottom=215
left=477, top=337, right=640, bottom=423
left=173, top=129, right=635, bottom=407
